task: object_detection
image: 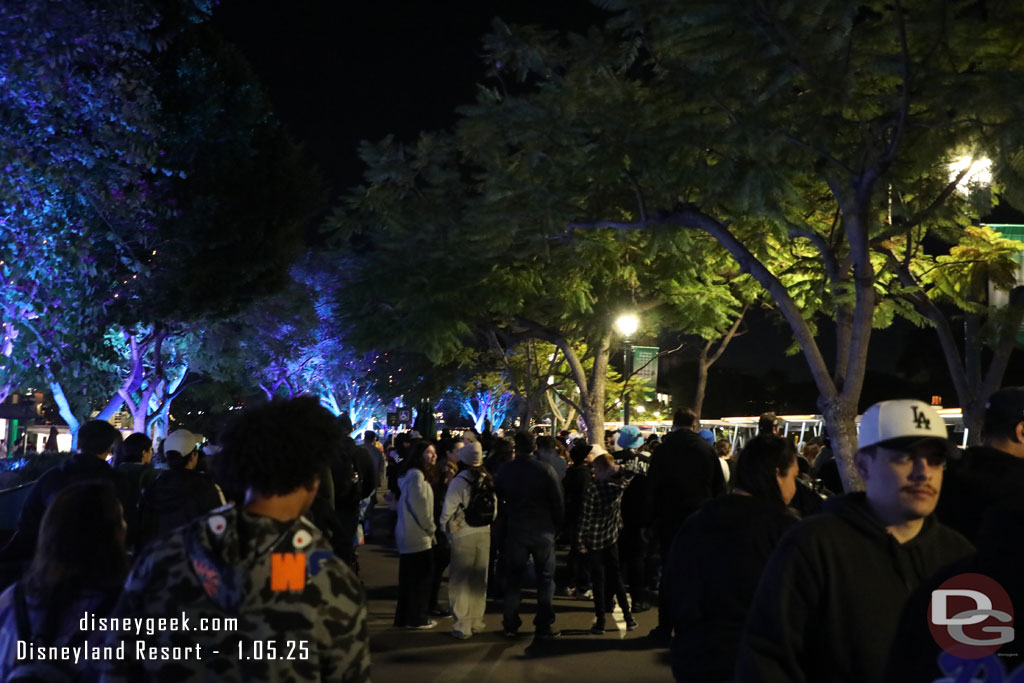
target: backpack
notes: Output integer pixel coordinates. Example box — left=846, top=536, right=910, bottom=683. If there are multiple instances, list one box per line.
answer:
left=332, top=444, right=363, bottom=511
left=462, top=471, right=497, bottom=527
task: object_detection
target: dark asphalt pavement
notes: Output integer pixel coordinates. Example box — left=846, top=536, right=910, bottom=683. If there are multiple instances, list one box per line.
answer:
left=360, top=506, right=672, bottom=682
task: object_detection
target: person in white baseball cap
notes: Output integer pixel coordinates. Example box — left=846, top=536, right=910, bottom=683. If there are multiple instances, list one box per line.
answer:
left=737, top=399, right=973, bottom=683
left=855, top=399, right=953, bottom=530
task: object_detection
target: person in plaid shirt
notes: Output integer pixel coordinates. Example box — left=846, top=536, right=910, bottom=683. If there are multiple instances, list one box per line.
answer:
left=577, top=453, right=638, bottom=634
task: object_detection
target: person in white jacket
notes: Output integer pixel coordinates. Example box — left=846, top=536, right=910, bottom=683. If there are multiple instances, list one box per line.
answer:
left=440, top=440, right=493, bottom=639
left=394, top=441, right=437, bottom=629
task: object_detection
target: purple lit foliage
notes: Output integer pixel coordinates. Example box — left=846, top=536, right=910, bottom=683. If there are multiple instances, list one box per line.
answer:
left=0, top=0, right=199, bottom=437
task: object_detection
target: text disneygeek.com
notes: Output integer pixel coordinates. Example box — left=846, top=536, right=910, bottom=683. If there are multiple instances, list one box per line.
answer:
left=14, top=610, right=309, bottom=665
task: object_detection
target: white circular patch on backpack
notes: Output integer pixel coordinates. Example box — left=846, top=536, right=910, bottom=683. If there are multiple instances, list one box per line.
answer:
left=292, top=530, right=313, bottom=549
left=208, top=515, right=227, bottom=535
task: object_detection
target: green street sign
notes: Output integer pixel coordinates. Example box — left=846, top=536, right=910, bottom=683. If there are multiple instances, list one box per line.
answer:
left=989, top=224, right=1024, bottom=344
left=633, top=346, right=659, bottom=388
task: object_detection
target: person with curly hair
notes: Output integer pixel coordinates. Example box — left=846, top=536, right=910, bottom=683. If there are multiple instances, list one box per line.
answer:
left=102, top=397, right=371, bottom=683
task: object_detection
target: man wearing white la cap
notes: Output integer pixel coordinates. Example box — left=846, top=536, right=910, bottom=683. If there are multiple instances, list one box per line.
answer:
left=736, top=399, right=974, bottom=683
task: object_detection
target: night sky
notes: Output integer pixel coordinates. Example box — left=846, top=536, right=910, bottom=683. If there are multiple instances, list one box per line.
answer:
left=211, top=1, right=1023, bottom=416
left=212, top=0, right=604, bottom=189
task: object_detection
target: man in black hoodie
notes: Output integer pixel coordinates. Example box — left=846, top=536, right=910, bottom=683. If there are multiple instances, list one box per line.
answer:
left=647, top=408, right=725, bottom=641
left=935, top=386, right=1024, bottom=543
left=736, top=399, right=974, bottom=683
left=3, top=420, right=135, bottom=572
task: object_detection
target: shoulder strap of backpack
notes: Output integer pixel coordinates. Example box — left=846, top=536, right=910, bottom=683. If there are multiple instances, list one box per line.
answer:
left=13, top=582, right=33, bottom=641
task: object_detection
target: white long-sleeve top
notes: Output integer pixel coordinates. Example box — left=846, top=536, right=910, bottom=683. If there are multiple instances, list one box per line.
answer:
left=440, top=469, right=491, bottom=539
left=396, top=468, right=435, bottom=554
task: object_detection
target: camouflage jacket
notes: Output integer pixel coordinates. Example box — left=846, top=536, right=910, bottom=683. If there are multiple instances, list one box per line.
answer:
left=100, top=505, right=371, bottom=682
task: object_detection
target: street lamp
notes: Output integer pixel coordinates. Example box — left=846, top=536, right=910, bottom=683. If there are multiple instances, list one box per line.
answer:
left=949, top=154, right=992, bottom=193
left=615, top=314, right=639, bottom=338
left=615, top=313, right=639, bottom=425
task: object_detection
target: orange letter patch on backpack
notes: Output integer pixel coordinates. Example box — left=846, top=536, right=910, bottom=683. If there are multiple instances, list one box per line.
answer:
left=271, top=553, right=307, bottom=591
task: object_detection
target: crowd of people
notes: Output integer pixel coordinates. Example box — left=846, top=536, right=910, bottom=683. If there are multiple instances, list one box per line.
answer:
left=0, top=388, right=1022, bottom=681
left=0, top=398, right=371, bottom=682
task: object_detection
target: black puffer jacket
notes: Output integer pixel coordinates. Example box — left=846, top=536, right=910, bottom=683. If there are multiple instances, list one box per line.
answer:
left=138, top=469, right=223, bottom=547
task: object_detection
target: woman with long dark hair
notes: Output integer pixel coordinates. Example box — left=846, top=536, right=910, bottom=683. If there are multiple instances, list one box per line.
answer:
left=667, top=434, right=800, bottom=682
left=393, top=441, right=437, bottom=629
left=426, top=441, right=454, bottom=617
left=0, top=481, right=128, bottom=680
left=484, top=437, right=514, bottom=478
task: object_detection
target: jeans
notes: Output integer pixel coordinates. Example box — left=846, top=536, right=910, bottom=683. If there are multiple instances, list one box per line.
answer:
left=587, top=541, right=631, bottom=620
left=450, top=531, right=490, bottom=634
left=619, top=529, right=648, bottom=606
left=395, top=548, right=434, bottom=627
left=567, top=545, right=592, bottom=592
left=503, top=529, right=556, bottom=631
left=428, top=534, right=450, bottom=612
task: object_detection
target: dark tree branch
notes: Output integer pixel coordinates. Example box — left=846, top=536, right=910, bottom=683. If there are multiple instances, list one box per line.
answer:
left=880, top=0, right=911, bottom=168
left=787, top=227, right=841, bottom=283
left=569, top=208, right=838, bottom=403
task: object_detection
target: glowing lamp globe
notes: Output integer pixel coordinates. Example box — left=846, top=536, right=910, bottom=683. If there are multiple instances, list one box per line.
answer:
left=615, top=314, right=639, bottom=337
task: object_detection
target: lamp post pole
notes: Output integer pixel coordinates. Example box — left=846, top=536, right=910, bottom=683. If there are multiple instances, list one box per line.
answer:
left=615, top=313, right=639, bottom=427
left=623, top=338, right=633, bottom=425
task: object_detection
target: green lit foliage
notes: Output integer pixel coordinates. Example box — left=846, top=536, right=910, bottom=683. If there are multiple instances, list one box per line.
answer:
left=466, top=0, right=1024, bottom=482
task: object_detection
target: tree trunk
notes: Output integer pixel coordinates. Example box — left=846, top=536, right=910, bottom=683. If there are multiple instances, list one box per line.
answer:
left=692, top=308, right=746, bottom=421
left=961, top=399, right=984, bottom=449
left=693, top=358, right=709, bottom=421
left=818, top=396, right=862, bottom=492
left=49, top=380, right=81, bottom=448
left=833, top=299, right=853, bottom=386
left=581, top=389, right=606, bottom=446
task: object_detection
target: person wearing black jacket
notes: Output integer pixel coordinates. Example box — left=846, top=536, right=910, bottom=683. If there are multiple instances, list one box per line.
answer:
left=137, top=429, right=223, bottom=548
left=495, top=431, right=564, bottom=638
left=3, top=421, right=136, bottom=573
left=614, top=425, right=651, bottom=611
left=562, top=441, right=596, bottom=597
left=736, top=400, right=975, bottom=683
left=330, top=413, right=377, bottom=568
left=935, top=386, right=1024, bottom=543
left=668, top=434, right=799, bottom=682
left=884, top=504, right=1024, bottom=682
left=647, top=408, right=725, bottom=641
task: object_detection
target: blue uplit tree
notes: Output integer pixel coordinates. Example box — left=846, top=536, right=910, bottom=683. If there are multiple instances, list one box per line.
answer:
left=0, top=0, right=176, bottom=436
left=458, top=373, right=515, bottom=432
left=0, top=2, right=320, bottom=442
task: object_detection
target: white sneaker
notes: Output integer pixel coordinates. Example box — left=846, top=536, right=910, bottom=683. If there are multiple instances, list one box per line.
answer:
left=407, top=620, right=438, bottom=630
